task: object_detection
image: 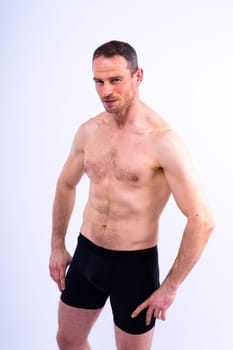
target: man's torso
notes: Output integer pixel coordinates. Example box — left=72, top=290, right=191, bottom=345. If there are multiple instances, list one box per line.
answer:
left=80, top=110, right=171, bottom=250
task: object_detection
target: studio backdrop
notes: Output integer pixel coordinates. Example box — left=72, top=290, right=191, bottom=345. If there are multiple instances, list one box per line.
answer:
left=1, top=1, right=232, bottom=349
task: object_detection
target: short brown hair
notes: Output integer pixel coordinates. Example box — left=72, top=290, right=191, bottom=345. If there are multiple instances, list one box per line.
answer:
left=92, top=40, right=138, bottom=73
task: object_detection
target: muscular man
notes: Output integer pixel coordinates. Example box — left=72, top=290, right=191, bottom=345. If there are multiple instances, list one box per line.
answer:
left=49, top=40, right=214, bottom=350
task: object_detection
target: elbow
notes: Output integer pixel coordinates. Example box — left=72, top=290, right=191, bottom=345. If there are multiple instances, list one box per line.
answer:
left=207, top=216, right=215, bottom=236
left=203, top=212, right=215, bottom=240
left=189, top=210, right=215, bottom=240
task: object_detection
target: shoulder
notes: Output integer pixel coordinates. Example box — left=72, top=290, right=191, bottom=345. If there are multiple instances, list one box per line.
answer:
left=155, top=127, right=193, bottom=173
left=72, top=112, right=108, bottom=146
left=145, top=108, right=191, bottom=168
left=143, top=104, right=171, bottom=136
left=77, top=112, right=107, bottom=134
left=144, top=107, right=184, bottom=150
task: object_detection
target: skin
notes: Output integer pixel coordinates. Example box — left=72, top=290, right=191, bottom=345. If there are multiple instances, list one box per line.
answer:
left=49, top=54, right=214, bottom=350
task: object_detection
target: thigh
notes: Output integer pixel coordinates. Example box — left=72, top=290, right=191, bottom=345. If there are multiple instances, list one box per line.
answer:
left=57, top=300, right=102, bottom=346
left=110, top=247, right=160, bottom=334
left=114, top=324, right=154, bottom=350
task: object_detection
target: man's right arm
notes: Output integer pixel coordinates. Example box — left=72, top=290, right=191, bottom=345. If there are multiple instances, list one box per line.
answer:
left=49, top=124, right=87, bottom=291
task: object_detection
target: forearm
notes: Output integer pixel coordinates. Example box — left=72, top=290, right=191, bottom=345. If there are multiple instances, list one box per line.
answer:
left=163, top=218, right=214, bottom=291
left=51, top=181, right=76, bottom=250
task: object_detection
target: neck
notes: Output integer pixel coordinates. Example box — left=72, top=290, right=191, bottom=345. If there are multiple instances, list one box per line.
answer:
left=113, top=99, right=144, bottom=129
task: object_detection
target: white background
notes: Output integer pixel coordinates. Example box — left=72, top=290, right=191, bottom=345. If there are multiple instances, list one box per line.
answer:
left=1, top=0, right=233, bottom=349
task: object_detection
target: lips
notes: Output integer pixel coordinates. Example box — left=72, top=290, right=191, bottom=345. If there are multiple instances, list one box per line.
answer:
left=103, top=99, right=117, bottom=107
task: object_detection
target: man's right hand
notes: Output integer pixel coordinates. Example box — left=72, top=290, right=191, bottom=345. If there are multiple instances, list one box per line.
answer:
left=49, top=248, right=72, bottom=291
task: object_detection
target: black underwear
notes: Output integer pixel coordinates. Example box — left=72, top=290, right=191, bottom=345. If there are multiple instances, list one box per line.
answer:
left=61, top=233, right=160, bottom=334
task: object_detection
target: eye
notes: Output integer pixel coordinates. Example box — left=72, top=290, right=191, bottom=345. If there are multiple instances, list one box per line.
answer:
left=111, top=78, right=121, bottom=84
left=94, top=79, right=104, bottom=86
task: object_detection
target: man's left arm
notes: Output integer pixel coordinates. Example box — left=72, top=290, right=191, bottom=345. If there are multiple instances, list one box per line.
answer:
left=132, top=130, right=215, bottom=323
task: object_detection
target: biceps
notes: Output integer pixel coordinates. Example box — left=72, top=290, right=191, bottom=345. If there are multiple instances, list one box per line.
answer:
left=59, top=153, right=84, bottom=188
left=165, top=169, right=207, bottom=217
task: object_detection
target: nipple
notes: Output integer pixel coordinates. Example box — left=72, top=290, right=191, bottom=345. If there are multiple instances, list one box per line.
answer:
left=131, top=175, right=139, bottom=182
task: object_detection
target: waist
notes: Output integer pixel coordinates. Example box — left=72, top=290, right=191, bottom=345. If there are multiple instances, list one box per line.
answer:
left=78, top=232, right=158, bottom=258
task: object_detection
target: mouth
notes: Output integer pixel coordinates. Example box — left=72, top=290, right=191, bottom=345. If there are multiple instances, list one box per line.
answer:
left=103, top=99, right=117, bottom=108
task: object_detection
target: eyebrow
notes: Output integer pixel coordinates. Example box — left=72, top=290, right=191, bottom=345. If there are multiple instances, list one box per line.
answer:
left=93, top=77, right=103, bottom=82
left=93, top=75, right=123, bottom=82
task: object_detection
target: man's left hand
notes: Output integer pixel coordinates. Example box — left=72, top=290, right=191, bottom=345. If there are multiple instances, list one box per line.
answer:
left=131, top=283, right=177, bottom=325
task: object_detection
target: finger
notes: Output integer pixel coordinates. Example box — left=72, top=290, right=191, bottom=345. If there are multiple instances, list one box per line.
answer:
left=54, top=269, right=63, bottom=291
left=50, top=265, right=59, bottom=285
left=131, top=301, right=149, bottom=318
left=154, top=308, right=166, bottom=321
left=146, top=307, right=154, bottom=325
left=153, top=308, right=160, bottom=320
left=60, top=271, right=66, bottom=291
left=49, top=261, right=56, bottom=280
left=160, top=309, right=166, bottom=321
left=49, top=263, right=62, bottom=290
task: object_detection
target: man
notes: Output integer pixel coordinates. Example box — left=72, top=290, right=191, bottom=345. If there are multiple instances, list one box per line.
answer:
left=49, top=40, right=214, bottom=350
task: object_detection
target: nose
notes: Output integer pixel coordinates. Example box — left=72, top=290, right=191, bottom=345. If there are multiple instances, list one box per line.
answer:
left=102, top=83, right=113, bottom=98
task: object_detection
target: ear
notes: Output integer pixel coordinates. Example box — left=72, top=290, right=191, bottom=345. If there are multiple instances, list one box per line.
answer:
left=135, top=68, right=143, bottom=86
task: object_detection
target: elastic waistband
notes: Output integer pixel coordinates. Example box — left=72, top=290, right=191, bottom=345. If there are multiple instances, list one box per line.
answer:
left=78, top=233, right=157, bottom=258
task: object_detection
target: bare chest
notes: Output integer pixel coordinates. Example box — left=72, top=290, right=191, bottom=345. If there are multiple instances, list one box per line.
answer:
left=84, top=133, right=159, bottom=184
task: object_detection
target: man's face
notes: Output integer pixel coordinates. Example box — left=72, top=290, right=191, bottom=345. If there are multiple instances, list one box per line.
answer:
left=92, top=55, right=140, bottom=114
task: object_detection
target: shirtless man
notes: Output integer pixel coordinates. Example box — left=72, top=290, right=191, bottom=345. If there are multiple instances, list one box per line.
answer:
left=49, top=40, right=214, bottom=350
